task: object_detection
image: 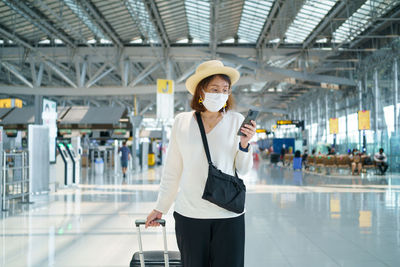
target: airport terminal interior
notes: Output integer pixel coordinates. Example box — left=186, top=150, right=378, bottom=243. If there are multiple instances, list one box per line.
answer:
left=1, top=0, right=400, bottom=266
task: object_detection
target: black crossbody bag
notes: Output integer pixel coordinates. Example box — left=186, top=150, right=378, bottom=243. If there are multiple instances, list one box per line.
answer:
left=195, top=112, right=246, bottom=214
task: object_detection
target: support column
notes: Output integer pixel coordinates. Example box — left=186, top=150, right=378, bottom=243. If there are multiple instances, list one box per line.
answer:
left=303, top=104, right=308, bottom=150
left=34, top=95, right=43, bottom=125
left=317, top=96, right=321, bottom=143
left=131, top=96, right=139, bottom=172
left=358, top=80, right=363, bottom=149
left=310, top=101, right=313, bottom=147
left=345, top=97, right=349, bottom=150
left=394, top=59, right=399, bottom=135
left=334, top=92, right=339, bottom=149
left=325, top=93, right=329, bottom=143
left=374, top=68, right=379, bottom=147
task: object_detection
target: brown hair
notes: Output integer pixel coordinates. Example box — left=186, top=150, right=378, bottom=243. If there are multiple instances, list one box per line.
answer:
left=190, top=74, right=235, bottom=112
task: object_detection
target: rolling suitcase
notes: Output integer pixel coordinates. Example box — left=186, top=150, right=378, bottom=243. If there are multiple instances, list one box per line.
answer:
left=130, top=219, right=182, bottom=267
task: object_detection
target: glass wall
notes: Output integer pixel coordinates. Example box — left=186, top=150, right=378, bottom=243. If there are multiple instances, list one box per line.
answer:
left=288, top=43, right=400, bottom=172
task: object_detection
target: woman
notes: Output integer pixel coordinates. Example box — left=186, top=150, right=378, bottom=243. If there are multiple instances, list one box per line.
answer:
left=145, top=60, right=256, bottom=267
left=350, top=148, right=362, bottom=175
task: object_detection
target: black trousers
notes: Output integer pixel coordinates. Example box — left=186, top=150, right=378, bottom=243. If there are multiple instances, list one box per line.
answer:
left=173, top=212, right=245, bottom=267
left=377, top=162, right=388, bottom=174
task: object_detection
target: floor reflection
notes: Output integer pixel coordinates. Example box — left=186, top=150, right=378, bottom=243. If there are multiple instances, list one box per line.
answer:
left=1, top=161, right=400, bottom=266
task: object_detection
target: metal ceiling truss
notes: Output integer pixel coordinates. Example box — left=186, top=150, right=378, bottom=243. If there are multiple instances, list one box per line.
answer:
left=210, top=0, right=219, bottom=59
left=0, top=0, right=399, bottom=117
left=256, top=0, right=285, bottom=49
left=143, top=0, right=170, bottom=48
left=79, top=0, right=123, bottom=47
left=2, top=0, right=77, bottom=47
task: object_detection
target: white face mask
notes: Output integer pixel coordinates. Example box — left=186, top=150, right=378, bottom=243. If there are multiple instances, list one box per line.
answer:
left=202, top=91, right=228, bottom=112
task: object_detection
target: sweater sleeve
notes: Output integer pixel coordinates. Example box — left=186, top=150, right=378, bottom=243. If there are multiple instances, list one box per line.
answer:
left=234, top=113, right=253, bottom=175
left=235, top=144, right=253, bottom=175
left=154, top=118, right=183, bottom=214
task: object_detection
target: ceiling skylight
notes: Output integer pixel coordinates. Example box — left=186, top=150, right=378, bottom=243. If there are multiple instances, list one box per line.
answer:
left=184, top=0, right=210, bottom=43
left=285, top=0, right=338, bottom=43
left=333, top=0, right=398, bottom=43
left=63, top=0, right=107, bottom=41
left=125, top=0, right=160, bottom=43
left=237, top=0, right=274, bottom=43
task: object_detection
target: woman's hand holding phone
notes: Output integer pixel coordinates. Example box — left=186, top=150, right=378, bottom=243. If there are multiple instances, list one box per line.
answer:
left=240, top=120, right=256, bottom=149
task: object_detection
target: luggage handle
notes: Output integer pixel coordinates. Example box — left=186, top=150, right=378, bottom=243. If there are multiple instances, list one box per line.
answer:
left=135, top=219, right=169, bottom=267
left=135, top=219, right=166, bottom=227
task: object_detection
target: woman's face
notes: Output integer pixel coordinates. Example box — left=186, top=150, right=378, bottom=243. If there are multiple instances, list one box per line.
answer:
left=202, top=75, right=230, bottom=97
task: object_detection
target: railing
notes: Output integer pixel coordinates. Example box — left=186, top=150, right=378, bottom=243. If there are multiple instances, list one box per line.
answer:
left=1, top=151, right=32, bottom=211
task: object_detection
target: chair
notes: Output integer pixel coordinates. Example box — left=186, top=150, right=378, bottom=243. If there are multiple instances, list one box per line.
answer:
left=336, top=155, right=351, bottom=174
left=287, top=154, right=294, bottom=166
left=362, top=155, right=377, bottom=174
left=283, top=154, right=289, bottom=165
left=307, top=155, right=316, bottom=170
left=315, top=155, right=325, bottom=173
left=324, top=155, right=337, bottom=174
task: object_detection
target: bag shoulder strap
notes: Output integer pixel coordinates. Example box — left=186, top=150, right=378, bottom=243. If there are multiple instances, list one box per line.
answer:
left=195, top=112, right=212, bottom=164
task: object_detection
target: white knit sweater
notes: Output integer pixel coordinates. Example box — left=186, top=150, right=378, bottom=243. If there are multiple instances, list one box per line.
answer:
left=155, top=111, right=253, bottom=219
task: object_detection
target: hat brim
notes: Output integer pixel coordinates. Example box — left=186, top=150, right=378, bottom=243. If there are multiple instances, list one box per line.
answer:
left=185, top=66, right=240, bottom=95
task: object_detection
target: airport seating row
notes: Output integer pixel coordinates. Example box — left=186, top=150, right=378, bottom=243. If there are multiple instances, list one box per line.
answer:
left=283, top=154, right=377, bottom=174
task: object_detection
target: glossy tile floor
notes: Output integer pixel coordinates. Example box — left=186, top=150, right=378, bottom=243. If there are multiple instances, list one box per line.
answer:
left=1, top=161, right=400, bottom=267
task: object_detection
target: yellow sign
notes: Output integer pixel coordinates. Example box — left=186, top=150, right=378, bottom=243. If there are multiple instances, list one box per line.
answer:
left=329, top=118, right=339, bottom=134
left=157, top=79, right=174, bottom=94
left=358, top=110, right=370, bottom=130
left=0, top=98, right=22, bottom=108
left=277, top=120, right=293, bottom=125
left=256, top=129, right=266, bottom=133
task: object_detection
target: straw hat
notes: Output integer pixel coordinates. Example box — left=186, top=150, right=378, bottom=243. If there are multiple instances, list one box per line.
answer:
left=185, top=60, right=240, bottom=95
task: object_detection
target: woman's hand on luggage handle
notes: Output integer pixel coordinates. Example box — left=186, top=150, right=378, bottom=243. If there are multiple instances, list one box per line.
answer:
left=145, top=209, right=163, bottom=228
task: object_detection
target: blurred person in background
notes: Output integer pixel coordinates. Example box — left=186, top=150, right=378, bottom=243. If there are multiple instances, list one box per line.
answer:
left=118, top=141, right=131, bottom=178
left=374, top=148, right=388, bottom=175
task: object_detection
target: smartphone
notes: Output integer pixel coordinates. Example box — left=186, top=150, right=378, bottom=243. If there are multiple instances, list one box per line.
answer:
left=237, top=109, right=259, bottom=136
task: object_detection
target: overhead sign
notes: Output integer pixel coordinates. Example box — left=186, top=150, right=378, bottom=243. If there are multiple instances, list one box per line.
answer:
left=42, top=98, right=57, bottom=163
left=0, top=98, right=22, bottom=108
left=358, top=110, right=370, bottom=130
left=157, top=79, right=174, bottom=120
left=59, top=129, right=71, bottom=135
left=321, top=83, right=339, bottom=90
left=277, top=120, right=304, bottom=129
left=329, top=118, right=339, bottom=134
left=157, top=79, right=174, bottom=94
left=277, top=120, right=293, bottom=125
left=113, top=129, right=127, bottom=135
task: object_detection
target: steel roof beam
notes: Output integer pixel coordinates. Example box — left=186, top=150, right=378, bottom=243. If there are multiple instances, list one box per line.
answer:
left=0, top=84, right=187, bottom=96
left=237, top=103, right=289, bottom=115
left=210, top=0, right=219, bottom=59
left=0, top=25, right=76, bottom=76
left=85, top=65, right=116, bottom=88
left=176, top=62, right=198, bottom=83
left=80, top=0, right=123, bottom=47
left=129, top=62, right=159, bottom=87
left=0, top=61, right=33, bottom=88
left=218, top=52, right=356, bottom=86
left=302, top=0, right=348, bottom=49
left=144, top=0, right=170, bottom=47
left=30, top=62, right=44, bottom=87
left=3, top=0, right=76, bottom=48
left=256, top=0, right=284, bottom=49
left=349, top=4, right=400, bottom=48
left=43, top=61, right=77, bottom=88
